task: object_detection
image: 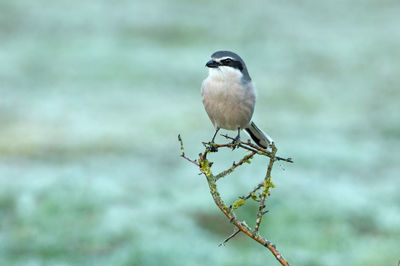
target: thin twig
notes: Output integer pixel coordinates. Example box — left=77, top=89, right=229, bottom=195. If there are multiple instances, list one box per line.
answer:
left=244, top=182, right=264, bottom=199
left=215, top=151, right=256, bottom=181
left=219, top=228, right=241, bottom=246
left=178, top=135, right=199, bottom=166
left=220, top=134, right=293, bottom=163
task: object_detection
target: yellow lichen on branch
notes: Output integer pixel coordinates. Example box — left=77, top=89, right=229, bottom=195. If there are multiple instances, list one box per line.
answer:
left=178, top=134, right=292, bottom=266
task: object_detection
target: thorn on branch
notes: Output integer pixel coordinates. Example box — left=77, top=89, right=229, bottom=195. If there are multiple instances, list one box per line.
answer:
left=262, top=210, right=269, bottom=216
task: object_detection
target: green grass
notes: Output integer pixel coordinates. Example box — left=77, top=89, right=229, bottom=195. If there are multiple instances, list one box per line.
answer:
left=0, top=0, right=399, bottom=265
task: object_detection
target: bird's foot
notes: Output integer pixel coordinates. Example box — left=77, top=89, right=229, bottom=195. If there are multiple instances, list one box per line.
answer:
left=209, top=145, right=218, bottom=152
left=207, top=143, right=218, bottom=152
left=231, top=136, right=241, bottom=150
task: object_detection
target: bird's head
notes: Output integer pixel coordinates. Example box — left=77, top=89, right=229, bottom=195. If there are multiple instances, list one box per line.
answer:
left=205, top=50, right=251, bottom=82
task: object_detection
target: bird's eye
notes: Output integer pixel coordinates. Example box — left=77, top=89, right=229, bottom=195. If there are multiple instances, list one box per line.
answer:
left=221, top=58, right=233, bottom=65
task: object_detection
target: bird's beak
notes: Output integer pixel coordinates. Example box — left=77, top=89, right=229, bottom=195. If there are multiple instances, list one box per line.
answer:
left=206, top=59, right=219, bottom=68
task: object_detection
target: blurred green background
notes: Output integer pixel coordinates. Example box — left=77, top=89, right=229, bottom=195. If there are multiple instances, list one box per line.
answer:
left=1, top=0, right=399, bottom=265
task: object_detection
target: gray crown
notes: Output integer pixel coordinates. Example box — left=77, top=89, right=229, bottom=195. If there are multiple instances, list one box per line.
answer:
left=211, top=50, right=251, bottom=81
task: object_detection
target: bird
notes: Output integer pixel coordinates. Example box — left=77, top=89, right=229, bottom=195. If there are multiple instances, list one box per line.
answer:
left=201, top=50, right=273, bottom=151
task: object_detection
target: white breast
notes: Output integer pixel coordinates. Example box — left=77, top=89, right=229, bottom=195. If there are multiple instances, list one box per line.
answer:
left=201, top=67, right=256, bottom=130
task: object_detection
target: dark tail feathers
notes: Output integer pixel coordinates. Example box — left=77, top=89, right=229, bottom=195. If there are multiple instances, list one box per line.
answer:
left=244, top=121, right=273, bottom=149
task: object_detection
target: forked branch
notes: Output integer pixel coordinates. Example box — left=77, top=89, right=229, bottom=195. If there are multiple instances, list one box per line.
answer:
left=178, top=134, right=292, bottom=266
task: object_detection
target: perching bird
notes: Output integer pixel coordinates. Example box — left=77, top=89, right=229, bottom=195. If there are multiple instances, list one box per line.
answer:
left=201, top=50, right=273, bottom=150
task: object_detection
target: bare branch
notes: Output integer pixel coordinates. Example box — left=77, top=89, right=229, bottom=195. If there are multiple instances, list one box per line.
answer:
left=179, top=135, right=291, bottom=266
left=178, top=134, right=199, bottom=166
left=254, top=144, right=277, bottom=233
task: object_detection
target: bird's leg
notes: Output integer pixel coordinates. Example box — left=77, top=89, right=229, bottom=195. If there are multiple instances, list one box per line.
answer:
left=231, top=127, right=241, bottom=150
left=209, top=127, right=220, bottom=152
left=211, top=127, right=220, bottom=143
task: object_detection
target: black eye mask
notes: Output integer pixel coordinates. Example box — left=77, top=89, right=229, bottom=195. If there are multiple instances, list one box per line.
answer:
left=220, top=58, right=243, bottom=71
